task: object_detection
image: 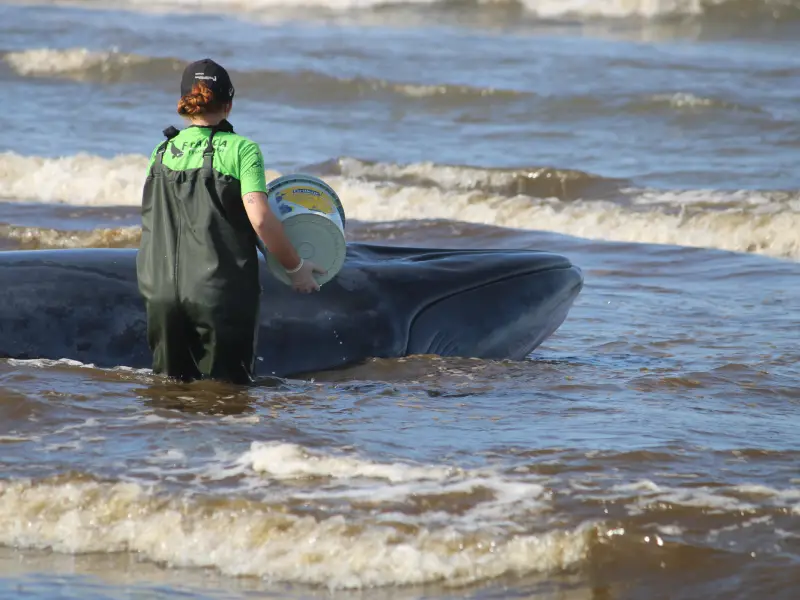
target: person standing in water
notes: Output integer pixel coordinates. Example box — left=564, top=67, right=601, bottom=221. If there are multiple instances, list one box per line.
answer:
left=136, top=58, right=325, bottom=384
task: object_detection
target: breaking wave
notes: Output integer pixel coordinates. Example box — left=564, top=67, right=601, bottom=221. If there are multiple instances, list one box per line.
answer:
left=318, top=156, right=625, bottom=201
left=1, top=151, right=798, bottom=259
left=0, top=441, right=593, bottom=589
left=1, top=439, right=797, bottom=590
left=3, top=49, right=777, bottom=125
left=13, top=0, right=800, bottom=22
left=2, top=48, right=525, bottom=106
left=517, top=0, right=800, bottom=20
left=0, top=224, right=141, bottom=249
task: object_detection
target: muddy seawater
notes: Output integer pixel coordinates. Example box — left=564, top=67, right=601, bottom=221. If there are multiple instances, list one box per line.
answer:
left=1, top=0, right=798, bottom=598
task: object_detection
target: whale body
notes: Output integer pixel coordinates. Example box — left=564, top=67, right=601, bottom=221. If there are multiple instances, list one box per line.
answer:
left=0, top=244, right=583, bottom=377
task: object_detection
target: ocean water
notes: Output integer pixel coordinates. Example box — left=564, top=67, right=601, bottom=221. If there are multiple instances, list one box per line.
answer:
left=0, top=0, right=799, bottom=598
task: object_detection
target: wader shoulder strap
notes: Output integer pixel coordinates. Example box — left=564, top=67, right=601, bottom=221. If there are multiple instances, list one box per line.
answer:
left=201, top=119, right=234, bottom=174
left=202, top=128, right=218, bottom=174
left=156, top=126, right=182, bottom=166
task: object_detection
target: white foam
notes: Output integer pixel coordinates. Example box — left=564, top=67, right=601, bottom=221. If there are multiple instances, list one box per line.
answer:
left=605, top=478, right=800, bottom=516
left=7, top=0, right=765, bottom=20
left=0, top=441, right=592, bottom=590
left=2, top=223, right=142, bottom=249
left=6, top=358, right=90, bottom=368
left=732, top=483, right=800, bottom=516
left=732, top=483, right=800, bottom=500
left=0, top=435, right=30, bottom=443
left=336, top=156, right=559, bottom=194
left=220, top=414, right=261, bottom=424
left=50, top=417, right=102, bottom=435
left=6, top=358, right=147, bottom=373
left=3, top=48, right=149, bottom=78
left=4, top=47, right=520, bottom=108
left=1, top=151, right=797, bottom=260
left=649, top=92, right=727, bottom=109
left=43, top=441, right=83, bottom=451
left=0, top=152, right=149, bottom=206
left=239, top=441, right=457, bottom=482
left=332, top=176, right=800, bottom=260
left=229, top=442, right=549, bottom=530
left=519, top=0, right=708, bottom=19
left=776, top=528, right=800, bottom=538
left=656, top=524, right=684, bottom=536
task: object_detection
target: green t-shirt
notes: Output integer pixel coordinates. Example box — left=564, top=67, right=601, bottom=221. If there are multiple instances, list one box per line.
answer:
left=147, top=126, right=267, bottom=196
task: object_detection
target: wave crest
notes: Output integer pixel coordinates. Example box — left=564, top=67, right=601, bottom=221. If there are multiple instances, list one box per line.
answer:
left=517, top=0, right=800, bottom=20
left=0, top=440, right=592, bottom=589
left=315, top=157, right=624, bottom=201
left=13, top=0, right=800, bottom=22
left=2, top=48, right=524, bottom=105
left=0, top=224, right=141, bottom=249
left=1, top=151, right=798, bottom=260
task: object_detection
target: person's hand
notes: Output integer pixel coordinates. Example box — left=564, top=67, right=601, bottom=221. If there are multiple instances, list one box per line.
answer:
left=287, top=259, right=327, bottom=293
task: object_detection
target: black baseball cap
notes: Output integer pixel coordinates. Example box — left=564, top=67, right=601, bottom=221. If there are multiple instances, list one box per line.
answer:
left=180, top=58, right=235, bottom=102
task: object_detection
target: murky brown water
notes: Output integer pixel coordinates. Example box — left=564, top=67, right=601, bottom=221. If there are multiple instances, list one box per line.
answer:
left=2, top=0, right=800, bottom=596
left=1, top=212, right=798, bottom=599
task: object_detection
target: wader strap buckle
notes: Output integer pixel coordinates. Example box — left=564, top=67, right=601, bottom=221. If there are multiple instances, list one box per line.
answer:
left=155, top=141, right=169, bottom=165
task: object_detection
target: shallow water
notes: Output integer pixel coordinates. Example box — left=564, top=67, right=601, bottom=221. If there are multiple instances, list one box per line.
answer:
left=1, top=0, right=799, bottom=598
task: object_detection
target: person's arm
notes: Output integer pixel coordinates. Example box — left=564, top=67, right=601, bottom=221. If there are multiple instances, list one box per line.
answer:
left=237, top=143, right=300, bottom=270
left=242, top=190, right=327, bottom=293
left=238, top=141, right=326, bottom=293
left=242, top=191, right=301, bottom=270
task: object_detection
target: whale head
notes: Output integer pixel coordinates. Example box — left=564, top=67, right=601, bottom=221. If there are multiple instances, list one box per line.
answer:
left=345, top=245, right=583, bottom=361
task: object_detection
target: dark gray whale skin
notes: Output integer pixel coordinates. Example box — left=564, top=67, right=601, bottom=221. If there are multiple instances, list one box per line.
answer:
left=0, top=244, right=583, bottom=377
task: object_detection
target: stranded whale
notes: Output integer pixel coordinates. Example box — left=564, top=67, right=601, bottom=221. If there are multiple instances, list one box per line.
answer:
left=0, top=244, right=583, bottom=377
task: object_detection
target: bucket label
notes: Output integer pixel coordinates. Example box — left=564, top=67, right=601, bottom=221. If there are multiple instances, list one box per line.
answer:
left=278, top=186, right=337, bottom=215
